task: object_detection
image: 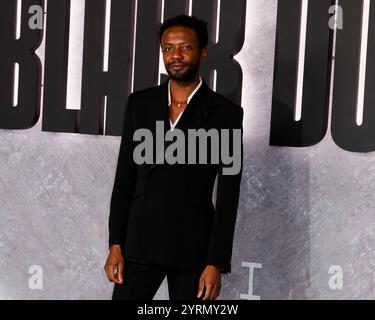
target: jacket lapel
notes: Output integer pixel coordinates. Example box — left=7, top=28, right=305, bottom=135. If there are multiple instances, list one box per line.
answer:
left=150, top=79, right=170, bottom=138
left=147, top=78, right=217, bottom=177
left=173, top=79, right=214, bottom=133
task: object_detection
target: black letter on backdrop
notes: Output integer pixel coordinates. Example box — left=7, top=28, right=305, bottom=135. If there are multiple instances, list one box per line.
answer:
left=42, top=0, right=78, bottom=133
left=0, top=0, right=43, bottom=130
left=43, top=0, right=134, bottom=136
left=192, top=0, right=246, bottom=105
left=331, top=0, right=375, bottom=152
left=80, top=0, right=134, bottom=136
left=270, top=0, right=333, bottom=147
left=133, top=0, right=163, bottom=92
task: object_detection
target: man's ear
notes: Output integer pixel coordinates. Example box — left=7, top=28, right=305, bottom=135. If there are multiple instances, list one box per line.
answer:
left=200, top=47, right=208, bottom=62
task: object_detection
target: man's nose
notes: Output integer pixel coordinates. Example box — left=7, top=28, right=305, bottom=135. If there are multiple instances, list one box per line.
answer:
left=171, top=48, right=183, bottom=59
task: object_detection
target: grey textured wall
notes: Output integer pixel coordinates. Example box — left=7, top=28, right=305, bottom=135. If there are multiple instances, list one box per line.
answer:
left=1, top=0, right=374, bottom=300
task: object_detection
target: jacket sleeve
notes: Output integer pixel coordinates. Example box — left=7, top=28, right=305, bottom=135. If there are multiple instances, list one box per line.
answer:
left=108, top=93, right=137, bottom=249
left=204, top=106, right=244, bottom=274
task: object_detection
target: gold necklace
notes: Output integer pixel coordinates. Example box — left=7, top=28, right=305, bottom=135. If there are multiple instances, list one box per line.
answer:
left=171, top=98, right=188, bottom=108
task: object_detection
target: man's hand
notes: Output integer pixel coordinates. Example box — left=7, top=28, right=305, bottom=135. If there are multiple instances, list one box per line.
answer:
left=197, top=265, right=221, bottom=300
left=104, top=245, right=124, bottom=284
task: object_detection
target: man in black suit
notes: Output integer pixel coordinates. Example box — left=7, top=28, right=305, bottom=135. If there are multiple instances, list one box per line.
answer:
left=104, top=15, right=244, bottom=300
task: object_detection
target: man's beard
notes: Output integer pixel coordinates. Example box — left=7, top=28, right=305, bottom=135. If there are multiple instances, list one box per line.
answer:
left=166, top=60, right=200, bottom=83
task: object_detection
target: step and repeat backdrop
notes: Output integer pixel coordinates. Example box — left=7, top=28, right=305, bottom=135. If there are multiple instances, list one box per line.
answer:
left=1, top=0, right=375, bottom=299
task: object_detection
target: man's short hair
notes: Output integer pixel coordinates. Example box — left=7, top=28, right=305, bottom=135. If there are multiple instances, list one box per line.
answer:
left=159, top=15, right=209, bottom=49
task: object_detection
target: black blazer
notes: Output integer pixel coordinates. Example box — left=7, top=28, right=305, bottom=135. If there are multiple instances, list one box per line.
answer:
left=108, top=78, right=243, bottom=274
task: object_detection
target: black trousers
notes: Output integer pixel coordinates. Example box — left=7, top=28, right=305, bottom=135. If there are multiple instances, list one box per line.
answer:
left=112, top=259, right=205, bottom=300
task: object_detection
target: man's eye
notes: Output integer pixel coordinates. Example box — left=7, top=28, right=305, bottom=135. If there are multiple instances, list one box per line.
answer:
left=164, top=47, right=172, bottom=52
left=183, top=46, right=192, bottom=50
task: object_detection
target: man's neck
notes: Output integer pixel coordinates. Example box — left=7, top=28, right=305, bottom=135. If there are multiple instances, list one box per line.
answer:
left=170, top=75, right=201, bottom=100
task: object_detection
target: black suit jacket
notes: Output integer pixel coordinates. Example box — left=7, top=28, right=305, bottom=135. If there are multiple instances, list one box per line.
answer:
left=108, top=78, right=243, bottom=274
